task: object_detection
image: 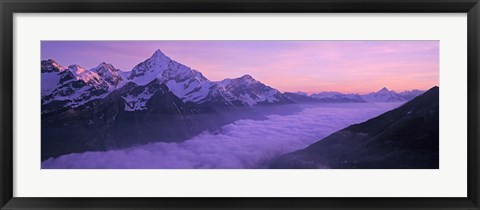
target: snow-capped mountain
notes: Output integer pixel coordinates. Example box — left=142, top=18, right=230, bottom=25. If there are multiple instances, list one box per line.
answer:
left=215, top=75, right=292, bottom=106
left=41, top=53, right=425, bottom=114
left=67, top=64, right=109, bottom=89
left=125, top=49, right=292, bottom=108
left=42, top=79, right=212, bottom=160
left=41, top=72, right=109, bottom=113
left=41, top=49, right=292, bottom=114
left=42, top=60, right=65, bottom=95
left=41, top=59, right=66, bottom=73
left=283, top=92, right=322, bottom=103
left=91, top=62, right=126, bottom=90
left=121, top=79, right=173, bottom=111
left=361, top=87, right=406, bottom=102
left=311, top=91, right=365, bottom=103
left=41, top=61, right=113, bottom=113
left=127, top=49, right=215, bottom=103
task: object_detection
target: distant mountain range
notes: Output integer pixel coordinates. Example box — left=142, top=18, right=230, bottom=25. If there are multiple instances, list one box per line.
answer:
left=41, top=49, right=427, bottom=160
left=285, top=87, right=425, bottom=104
left=270, top=86, right=439, bottom=169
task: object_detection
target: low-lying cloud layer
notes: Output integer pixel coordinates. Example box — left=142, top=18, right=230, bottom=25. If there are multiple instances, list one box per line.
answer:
left=42, top=103, right=402, bottom=169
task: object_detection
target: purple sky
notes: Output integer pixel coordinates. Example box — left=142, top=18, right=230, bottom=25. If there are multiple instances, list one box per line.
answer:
left=41, top=41, right=439, bottom=94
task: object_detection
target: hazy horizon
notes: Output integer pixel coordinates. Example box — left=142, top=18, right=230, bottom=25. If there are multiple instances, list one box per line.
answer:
left=41, top=40, right=439, bottom=94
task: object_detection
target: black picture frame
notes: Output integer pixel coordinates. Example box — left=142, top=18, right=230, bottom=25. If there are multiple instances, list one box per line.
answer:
left=1, top=0, right=479, bottom=209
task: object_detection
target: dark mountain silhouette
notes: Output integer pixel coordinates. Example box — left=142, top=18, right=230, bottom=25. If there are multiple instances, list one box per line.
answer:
left=270, top=86, right=439, bottom=169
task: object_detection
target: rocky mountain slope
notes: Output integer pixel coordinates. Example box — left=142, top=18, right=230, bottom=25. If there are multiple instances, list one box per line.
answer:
left=270, top=86, right=439, bottom=169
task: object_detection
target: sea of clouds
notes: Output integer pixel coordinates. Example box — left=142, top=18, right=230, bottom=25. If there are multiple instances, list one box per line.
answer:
left=42, top=103, right=402, bottom=169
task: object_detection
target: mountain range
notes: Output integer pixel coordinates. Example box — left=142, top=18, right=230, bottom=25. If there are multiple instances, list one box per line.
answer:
left=41, top=49, right=426, bottom=160
left=270, top=86, right=439, bottom=169
left=285, top=87, right=425, bottom=104
left=42, top=50, right=297, bottom=114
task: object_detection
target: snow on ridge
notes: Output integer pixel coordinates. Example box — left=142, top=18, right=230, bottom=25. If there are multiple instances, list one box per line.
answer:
left=127, top=49, right=173, bottom=84
left=238, top=89, right=281, bottom=106
left=122, top=81, right=168, bottom=111
left=46, top=50, right=426, bottom=111
left=66, top=64, right=105, bottom=88
left=68, top=64, right=88, bottom=76
left=214, top=74, right=284, bottom=106
left=122, top=91, right=151, bottom=111
left=43, top=50, right=288, bottom=108
left=215, top=74, right=259, bottom=87
left=42, top=61, right=112, bottom=111
left=91, top=62, right=126, bottom=90
left=41, top=59, right=67, bottom=73
left=127, top=49, right=215, bottom=103
left=62, top=86, right=108, bottom=108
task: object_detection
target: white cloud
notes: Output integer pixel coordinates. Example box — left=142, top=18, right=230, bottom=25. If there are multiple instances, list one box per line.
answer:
left=42, top=103, right=402, bottom=169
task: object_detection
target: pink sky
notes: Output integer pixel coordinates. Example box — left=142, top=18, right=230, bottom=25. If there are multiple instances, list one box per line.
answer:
left=41, top=41, right=439, bottom=94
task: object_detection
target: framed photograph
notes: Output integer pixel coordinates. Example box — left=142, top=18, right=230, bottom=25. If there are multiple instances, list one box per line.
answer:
left=1, top=0, right=479, bottom=209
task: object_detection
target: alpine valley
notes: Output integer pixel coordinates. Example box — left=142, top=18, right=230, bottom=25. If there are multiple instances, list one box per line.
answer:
left=41, top=49, right=426, bottom=161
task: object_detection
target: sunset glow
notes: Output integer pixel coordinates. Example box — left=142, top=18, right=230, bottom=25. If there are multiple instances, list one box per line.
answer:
left=41, top=41, right=439, bottom=94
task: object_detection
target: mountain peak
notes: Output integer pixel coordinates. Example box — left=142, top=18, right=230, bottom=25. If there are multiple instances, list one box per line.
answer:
left=67, top=64, right=89, bottom=77
left=240, top=74, right=256, bottom=81
left=150, top=49, right=169, bottom=59
left=68, top=64, right=81, bottom=68
left=233, top=74, right=260, bottom=86
left=140, top=49, right=172, bottom=65
left=41, top=59, right=66, bottom=73
left=379, top=87, right=389, bottom=92
left=96, top=62, right=107, bottom=67
left=91, top=62, right=123, bottom=90
left=128, top=49, right=173, bottom=83
left=95, top=62, right=116, bottom=71
left=47, top=59, right=57, bottom=63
